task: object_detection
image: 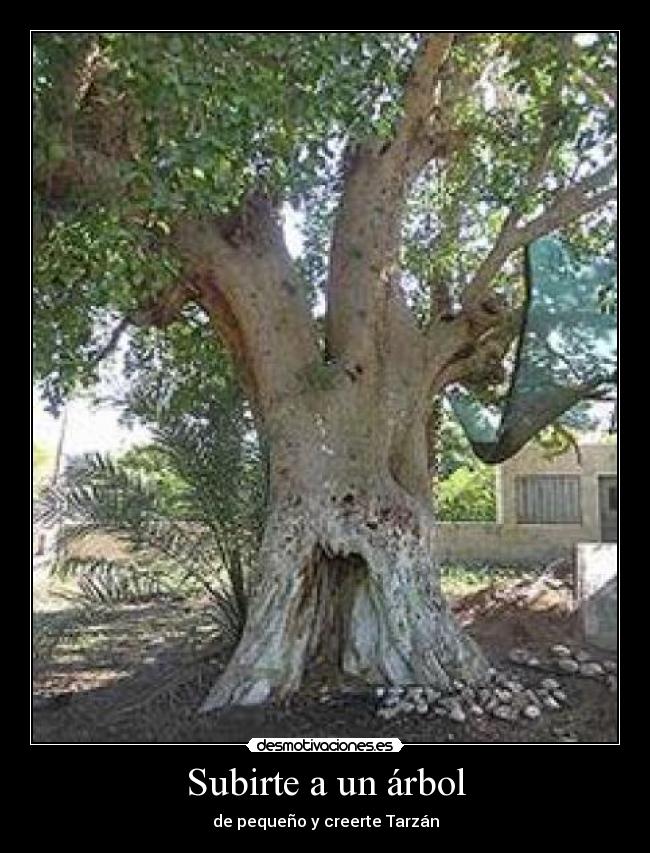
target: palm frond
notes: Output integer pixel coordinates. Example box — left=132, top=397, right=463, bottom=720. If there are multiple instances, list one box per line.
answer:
left=57, top=556, right=173, bottom=604
left=36, top=448, right=256, bottom=644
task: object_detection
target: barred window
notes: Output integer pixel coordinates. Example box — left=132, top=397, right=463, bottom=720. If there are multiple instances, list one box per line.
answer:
left=515, top=475, right=582, bottom=524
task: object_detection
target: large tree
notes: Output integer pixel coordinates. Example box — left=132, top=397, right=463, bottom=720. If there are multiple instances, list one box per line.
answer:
left=33, top=32, right=617, bottom=709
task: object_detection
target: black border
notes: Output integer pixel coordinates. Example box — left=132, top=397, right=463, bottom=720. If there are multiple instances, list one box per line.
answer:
left=30, top=28, right=620, bottom=752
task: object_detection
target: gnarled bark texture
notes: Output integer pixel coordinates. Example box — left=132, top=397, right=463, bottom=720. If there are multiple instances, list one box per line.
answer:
left=201, top=448, right=486, bottom=711
left=183, top=83, right=503, bottom=709
left=189, top=178, right=486, bottom=711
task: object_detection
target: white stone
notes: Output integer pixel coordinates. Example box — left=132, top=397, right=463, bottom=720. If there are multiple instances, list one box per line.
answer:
left=525, top=689, right=542, bottom=706
left=524, top=705, right=542, bottom=720
left=470, top=704, right=484, bottom=716
left=551, top=644, right=572, bottom=658
left=495, top=688, right=512, bottom=703
left=510, top=691, right=529, bottom=709
left=579, top=662, right=604, bottom=678
left=526, top=657, right=541, bottom=668
left=541, top=678, right=560, bottom=691
left=378, top=706, right=399, bottom=720
left=553, top=690, right=567, bottom=703
left=557, top=658, right=580, bottom=674
left=493, top=705, right=514, bottom=721
left=449, top=704, right=466, bottom=723
left=544, top=696, right=561, bottom=710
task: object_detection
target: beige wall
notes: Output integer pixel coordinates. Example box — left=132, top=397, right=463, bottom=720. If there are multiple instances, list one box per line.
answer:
left=435, top=442, right=617, bottom=565
left=499, top=442, right=617, bottom=537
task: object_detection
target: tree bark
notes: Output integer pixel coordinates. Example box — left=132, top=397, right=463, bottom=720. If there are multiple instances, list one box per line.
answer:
left=200, top=373, right=486, bottom=712
left=177, top=182, right=493, bottom=712
left=177, top=32, right=614, bottom=708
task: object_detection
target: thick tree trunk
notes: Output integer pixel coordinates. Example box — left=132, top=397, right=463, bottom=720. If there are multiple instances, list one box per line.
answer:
left=188, top=177, right=491, bottom=713
left=200, top=386, right=486, bottom=712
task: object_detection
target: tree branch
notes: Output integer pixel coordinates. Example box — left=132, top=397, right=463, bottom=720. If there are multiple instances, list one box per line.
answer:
left=87, top=316, right=131, bottom=369
left=131, top=280, right=195, bottom=329
left=516, top=166, right=617, bottom=245
left=325, top=34, right=460, bottom=368
left=436, top=307, right=523, bottom=388
left=34, top=38, right=142, bottom=229
left=423, top=39, right=574, bottom=338
left=388, top=33, right=480, bottom=180
left=85, top=275, right=197, bottom=373
left=462, top=161, right=616, bottom=312
left=84, top=278, right=196, bottom=376
left=394, top=34, right=455, bottom=150
left=172, top=195, right=321, bottom=414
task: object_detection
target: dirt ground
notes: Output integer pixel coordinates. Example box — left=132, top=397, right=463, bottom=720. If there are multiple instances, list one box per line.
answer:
left=32, top=568, right=618, bottom=744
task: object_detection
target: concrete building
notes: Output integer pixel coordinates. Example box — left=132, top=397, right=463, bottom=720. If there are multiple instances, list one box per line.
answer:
left=435, top=441, right=617, bottom=565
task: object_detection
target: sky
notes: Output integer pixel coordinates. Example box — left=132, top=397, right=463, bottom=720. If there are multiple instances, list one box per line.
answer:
left=33, top=390, right=151, bottom=460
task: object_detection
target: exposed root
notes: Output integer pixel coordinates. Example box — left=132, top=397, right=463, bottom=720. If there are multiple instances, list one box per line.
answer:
left=200, top=495, right=488, bottom=713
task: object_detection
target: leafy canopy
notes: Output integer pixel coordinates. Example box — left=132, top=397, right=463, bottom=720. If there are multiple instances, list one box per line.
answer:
left=33, top=32, right=617, bottom=410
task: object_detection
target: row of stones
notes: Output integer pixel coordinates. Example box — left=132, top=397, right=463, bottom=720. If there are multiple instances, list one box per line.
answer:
left=373, top=645, right=618, bottom=725
left=508, top=645, right=617, bottom=692
left=375, top=671, right=568, bottom=724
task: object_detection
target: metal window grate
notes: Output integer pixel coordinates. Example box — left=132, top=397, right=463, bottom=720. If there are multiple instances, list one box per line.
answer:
left=515, top=475, right=582, bottom=524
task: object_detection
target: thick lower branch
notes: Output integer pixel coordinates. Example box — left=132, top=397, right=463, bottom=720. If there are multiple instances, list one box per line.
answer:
left=173, top=197, right=321, bottom=416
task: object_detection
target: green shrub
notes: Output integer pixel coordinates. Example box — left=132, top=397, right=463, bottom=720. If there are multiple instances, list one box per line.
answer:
left=437, top=464, right=496, bottom=522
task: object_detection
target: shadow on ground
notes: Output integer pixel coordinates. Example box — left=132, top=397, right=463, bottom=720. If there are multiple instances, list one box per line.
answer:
left=32, top=577, right=617, bottom=744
